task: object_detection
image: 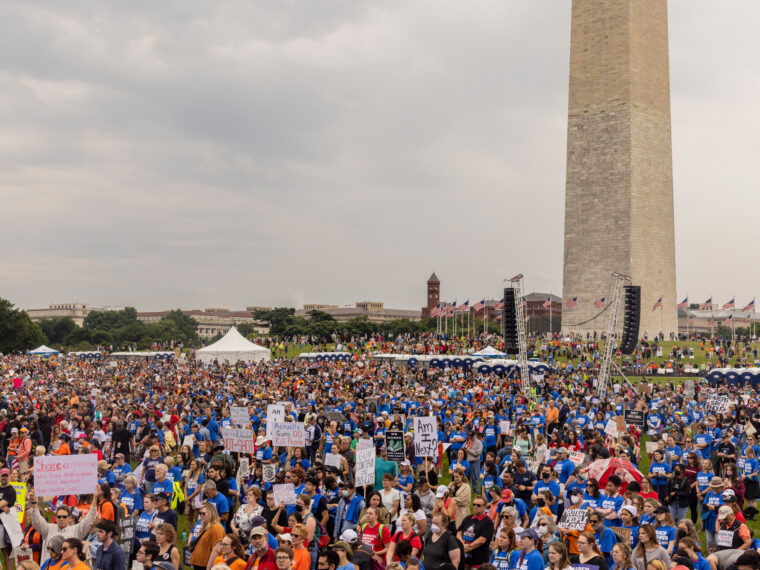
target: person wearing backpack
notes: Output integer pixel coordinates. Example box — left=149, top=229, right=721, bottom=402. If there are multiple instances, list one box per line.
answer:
left=358, top=507, right=392, bottom=570
left=296, top=494, right=320, bottom=570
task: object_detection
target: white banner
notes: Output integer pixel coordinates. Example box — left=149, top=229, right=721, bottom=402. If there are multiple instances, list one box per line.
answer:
left=325, top=453, right=343, bottom=469
left=230, top=407, right=250, bottom=426
left=355, top=446, right=376, bottom=488
left=413, top=416, right=438, bottom=459
left=266, top=404, right=285, bottom=440
left=222, top=428, right=256, bottom=453
left=273, top=483, right=297, bottom=506
left=34, top=455, right=98, bottom=497
left=271, top=422, right=306, bottom=447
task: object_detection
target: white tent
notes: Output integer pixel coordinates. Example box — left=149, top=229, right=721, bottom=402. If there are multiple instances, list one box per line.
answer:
left=195, top=327, right=271, bottom=364
left=28, top=345, right=59, bottom=355
left=470, top=346, right=506, bottom=358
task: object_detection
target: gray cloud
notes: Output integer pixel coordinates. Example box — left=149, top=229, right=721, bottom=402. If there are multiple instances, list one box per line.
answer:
left=1, top=1, right=757, bottom=312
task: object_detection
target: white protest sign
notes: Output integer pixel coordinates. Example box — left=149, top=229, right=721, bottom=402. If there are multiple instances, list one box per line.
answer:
left=356, top=438, right=374, bottom=451
left=645, top=441, right=658, bottom=454
left=706, top=396, right=730, bottom=414
left=237, top=457, right=250, bottom=480
left=266, top=404, right=285, bottom=440
left=355, top=446, right=376, bottom=488
left=717, top=530, right=734, bottom=547
left=34, top=454, right=98, bottom=497
left=569, top=451, right=585, bottom=466
left=604, top=419, right=618, bottom=437
left=325, top=454, right=343, bottom=469
left=0, top=512, right=22, bottom=547
left=273, top=483, right=297, bottom=506
left=413, top=417, right=438, bottom=459
left=499, top=420, right=511, bottom=436
left=262, top=464, right=276, bottom=483
left=182, top=435, right=195, bottom=448
left=271, top=423, right=306, bottom=447
left=230, top=407, right=250, bottom=426
left=221, top=428, right=255, bottom=453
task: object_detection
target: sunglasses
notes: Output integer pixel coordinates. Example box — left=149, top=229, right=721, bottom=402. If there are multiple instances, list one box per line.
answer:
left=61, top=547, right=71, bottom=552
left=57, top=515, right=69, bottom=519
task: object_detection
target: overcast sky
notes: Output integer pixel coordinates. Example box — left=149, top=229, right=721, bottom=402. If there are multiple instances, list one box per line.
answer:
left=2, top=2, right=759, bottom=312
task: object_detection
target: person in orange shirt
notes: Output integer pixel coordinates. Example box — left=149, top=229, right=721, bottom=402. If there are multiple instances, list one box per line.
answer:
left=289, top=524, right=311, bottom=570
left=558, top=488, right=593, bottom=559
left=53, top=433, right=71, bottom=456
left=208, top=534, right=247, bottom=570
left=546, top=401, right=560, bottom=434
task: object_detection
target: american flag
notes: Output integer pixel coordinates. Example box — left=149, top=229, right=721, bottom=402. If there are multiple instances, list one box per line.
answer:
left=542, top=297, right=552, bottom=309
left=722, top=298, right=735, bottom=310
left=743, top=299, right=755, bottom=311
left=457, top=300, right=469, bottom=312
left=688, top=315, right=695, bottom=322
left=677, top=297, right=688, bottom=309
left=473, top=299, right=485, bottom=312
left=594, top=297, right=606, bottom=309
left=566, top=297, right=578, bottom=309
left=494, top=314, right=502, bottom=321
left=699, top=297, right=712, bottom=310
left=431, top=304, right=440, bottom=317
left=746, top=314, right=752, bottom=323
left=495, top=300, right=504, bottom=310
left=652, top=297, right=662, bottom=311
left=447, top=304, right=456, bottom=317
left=723, top=314, right=733, bottom=326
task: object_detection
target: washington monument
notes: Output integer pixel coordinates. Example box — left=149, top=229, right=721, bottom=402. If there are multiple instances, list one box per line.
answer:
left=562, top=0, right=677, bottom=338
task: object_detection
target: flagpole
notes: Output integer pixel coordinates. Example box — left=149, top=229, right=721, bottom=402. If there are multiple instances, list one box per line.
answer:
left=710, top=296, right=714, bottom=338
left=549, top=295, right=553, bottom=336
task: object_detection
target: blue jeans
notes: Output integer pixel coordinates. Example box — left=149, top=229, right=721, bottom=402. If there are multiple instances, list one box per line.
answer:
left=468, top=460, right=481, bottom=492
left=669, top=504, right=688, bottom=523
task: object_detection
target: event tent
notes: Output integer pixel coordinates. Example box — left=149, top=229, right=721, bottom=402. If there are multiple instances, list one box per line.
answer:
left=28, top=345, right=59, bottom=355
left=470, top=346, right=507, bottom=358
left=195, top=327, right=271, bottom=364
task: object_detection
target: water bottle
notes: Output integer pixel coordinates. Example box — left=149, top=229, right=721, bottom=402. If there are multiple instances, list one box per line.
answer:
left=182, top=531, right=188, bottom=544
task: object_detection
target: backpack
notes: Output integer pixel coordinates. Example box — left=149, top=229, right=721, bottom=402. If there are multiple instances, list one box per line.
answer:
left=171, top=481, right=185, bottom=511
left=360, top=523, right=388, bottom=556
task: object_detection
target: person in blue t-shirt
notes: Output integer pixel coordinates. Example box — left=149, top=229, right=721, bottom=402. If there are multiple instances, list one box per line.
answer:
left=653, top=507, right=677, bottom=554
left=597, top=475, right=625, bottom=527
left=517, top=529, right=545, bottom=570
left=589, top=514, right=616, bottom=567
left=648, top=451, right=671, bottom=502
left=533, top=467, right=561, bottom=514
left=702, top=477, right=725, bottom=549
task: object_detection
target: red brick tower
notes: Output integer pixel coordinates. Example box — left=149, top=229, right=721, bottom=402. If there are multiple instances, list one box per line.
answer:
left=422, top=272, right=440, bottom=318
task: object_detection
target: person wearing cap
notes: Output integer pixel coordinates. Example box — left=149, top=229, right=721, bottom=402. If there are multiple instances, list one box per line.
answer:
left=93, top=519, right=127, bottom=570
left=256, top=436, right=274, bottom=464
left=518, top=528, right=546, bottom=570
left=111, top=453, right=132, bottom=490
left=332, top=540, right=354, bottom=570
left=150, top=492, right=178, bottom=531
left=705, top=505, right=752, bottom=570
left=555, top=448, right=575, bottom=485
left=703, top=477, right=726, bottom=549
left=17, top=427, right=33, bottom=476
left=97, top=460, right=116, bottom=488
left=588, top=512, right=616, bottom=567
left=245, top=526, right=277, bottom=570
left=27, top=485, right=102, bottom=565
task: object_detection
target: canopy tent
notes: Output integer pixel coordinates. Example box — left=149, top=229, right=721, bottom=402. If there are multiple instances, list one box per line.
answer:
left=28, top=345, right=59, bottom=355
left=195, top=327, right=271, bottom=364
left=470, top=346, right=507, bottom=358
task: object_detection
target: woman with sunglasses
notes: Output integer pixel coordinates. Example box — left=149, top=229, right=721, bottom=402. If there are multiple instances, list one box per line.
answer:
left=189, top=504, right=226, bottom=570
left=207, top=534, right=247, bottom=570
left=60, top=538, right=88, bottom=570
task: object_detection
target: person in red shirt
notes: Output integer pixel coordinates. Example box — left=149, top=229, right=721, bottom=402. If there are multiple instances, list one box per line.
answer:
left=386, top=513, right=422, bottom=563
left=358, top=507, right=391, bottom=567
left=245, top=527, right=277, bottom=570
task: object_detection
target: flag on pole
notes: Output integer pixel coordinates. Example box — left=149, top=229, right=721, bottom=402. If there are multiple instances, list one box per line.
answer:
left=566, top=297, right=578, bottom=309
left=688, top=315, right=694, bottom=322
left=457, top=300, right=469, bottom=312
left=746, top=314, right=752, bottom=323
left=743, top=299, right=755, bottom=311
left=652, top=297, right=662, bottom=311
left=699, top=297, right=712, bottom=310
left=494, top=314, right=502, bottom=321
left=593, top=297, right=606, bottom=309
left=430, top=305, right=438, bottom=317
left=542, top=297, right=551, bottom=309
left=723, top=314, right=733, bottom=326
left=677, top=297, right=688, bottom=309
left=722, top=298, right=735, bottom=310
left=473, top=299, right=485, bottom=312
left=494, top=301, right=504, bottom=310
left=447, top=304, right=456, bottom=317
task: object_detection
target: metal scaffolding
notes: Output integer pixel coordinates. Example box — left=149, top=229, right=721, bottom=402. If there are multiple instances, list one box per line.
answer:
left=510, top=274, right=531, bottom=397
left=596, top=273, right=630, bottom=398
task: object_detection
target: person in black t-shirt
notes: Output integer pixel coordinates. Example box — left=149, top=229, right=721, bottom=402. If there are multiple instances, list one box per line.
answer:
left=457, top=496, right=494, bottom=567
left=512, top=460, right=537, bottom=504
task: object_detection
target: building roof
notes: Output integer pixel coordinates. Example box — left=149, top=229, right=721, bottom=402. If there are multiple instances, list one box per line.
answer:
left=137, top=310, right=255, bottom=318
left=427, top=272, right=440, bottom=283
left=523, top=292, right=562, bottom=303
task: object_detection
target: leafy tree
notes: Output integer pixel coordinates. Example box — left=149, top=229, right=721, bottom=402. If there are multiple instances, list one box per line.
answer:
left=37, top=317, right=77, bottom=345
left=255, top=307, right=296, bottom=335
left=83, top=307, right=138, bottom=331
left=0, top=298, right=46, bottom=352
left=308, top=310, right=336, bottom=323
left=161, top=310, right=199, bottom=343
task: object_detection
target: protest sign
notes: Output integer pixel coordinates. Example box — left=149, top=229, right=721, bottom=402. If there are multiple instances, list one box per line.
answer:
left=262, top=464, right=276, bottom=483
left=10, top=482, right=26, bottom=525
left=558, top=508, right=588, bottom=531
left=221, top=428, right=255, bottom=453
left=273, top=484, right=297, bottom=506
left=355, top=446, right=376, bottom=488
left=237, top=457, right=250, bottom=480
left=568, top=451, right=585, bottom=466
left=325, top=454, right=343, bottom=470
left=266, top=404, right=285, bottom=439
left=182, top=435, right=195, bottom=448
left=611, top=527, right=631, bottom=545
left=706, top=396, right=730, bottom=414
left=385, top=430, right=405, bottom=462
left=414, top=417, right=438, bottom=459
left=118, top=515, right=136, bottom=556
left=356, top=438, right=374, bottom=451
left=624, top=409, right=645, bottom=430
left=684, top=380, right=695, bottom=396
left=499, top=420, right=511, bottom=436
left=717, top=530, right=735, bottom=547
left=0, top=512, right=22, bottom=548
left=34, top=455, right=97, bottom=497
left=604, top=419, right=618, bottom=437
left=572, top=565, right=600, bottom=570
left=230, top=406, right=249, bottom=426
left=645, top=441, right=658, bottom=454
left=271, top=423, right=305, bottom=447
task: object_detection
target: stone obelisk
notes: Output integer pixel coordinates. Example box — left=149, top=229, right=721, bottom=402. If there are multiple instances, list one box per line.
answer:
left=562, top=0, right=677, bottom=338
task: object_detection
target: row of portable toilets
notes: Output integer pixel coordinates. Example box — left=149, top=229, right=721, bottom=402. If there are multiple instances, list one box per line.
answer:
left=706, top=368, right=760, bottom=386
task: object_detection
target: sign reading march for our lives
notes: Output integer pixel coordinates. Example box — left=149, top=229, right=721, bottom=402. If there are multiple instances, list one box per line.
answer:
left=266, top=404, right=285, bottom=440
left=271, top=422, right=305, bottom=447
left=221, top=428, right=255, bottom=453
left=558, top=508, right=588, bottom=531
left=414, top=416, right=438, bottom=459
left=34, top=454, right=98, bottom=497
left=624, top=409, right=645, bottom=430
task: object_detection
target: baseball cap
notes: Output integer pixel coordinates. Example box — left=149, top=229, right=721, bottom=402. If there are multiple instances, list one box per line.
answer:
left=339, top=529, right=358, bottom=543
left=250, top=527, right=267, bottom=537
left=501, top=489, right=513, bottom=502
left=718, top=505, right=734, bottom=520
left=521, top=528, right=541, bottom=542
left=435, top=485, right=449, bottom=498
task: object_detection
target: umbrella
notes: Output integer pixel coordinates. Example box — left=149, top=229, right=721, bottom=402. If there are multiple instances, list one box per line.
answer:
left=584, top=457, right=643, bottom=492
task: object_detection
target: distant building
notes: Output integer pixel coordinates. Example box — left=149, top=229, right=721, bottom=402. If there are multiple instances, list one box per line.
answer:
left=524, top=293, right=563, bottom=334
left=421, top=273, right=440, bottom=319
left=137, top=310, right=268, bottom=339
left=296, top=301, right=421, bottom=324
left=246, top=306, right=273, bottom=313
left=26, top=303, right=126, bottom=327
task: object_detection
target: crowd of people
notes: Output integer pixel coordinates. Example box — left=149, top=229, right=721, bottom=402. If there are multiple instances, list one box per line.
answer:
left=1, top=339, right=760, bottom=570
